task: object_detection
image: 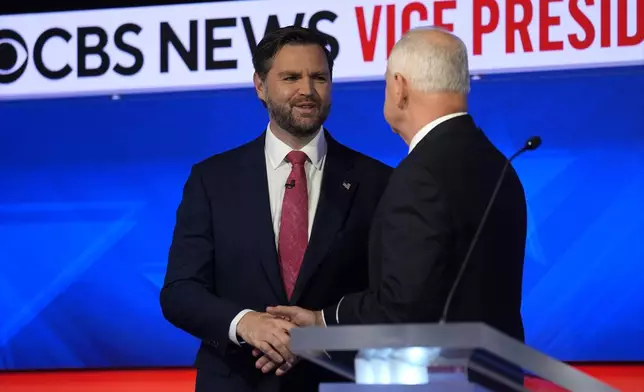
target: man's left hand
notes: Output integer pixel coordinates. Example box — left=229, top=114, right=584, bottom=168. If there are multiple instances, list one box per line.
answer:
left=253, top=348, right=299, bottom=375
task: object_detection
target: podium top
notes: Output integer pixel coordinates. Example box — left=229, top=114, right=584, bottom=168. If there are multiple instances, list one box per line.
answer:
left=290, top=322, right=618, bottom=392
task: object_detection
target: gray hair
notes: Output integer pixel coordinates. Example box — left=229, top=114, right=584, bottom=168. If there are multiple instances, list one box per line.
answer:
left=387, top=27, right=470, bottom=94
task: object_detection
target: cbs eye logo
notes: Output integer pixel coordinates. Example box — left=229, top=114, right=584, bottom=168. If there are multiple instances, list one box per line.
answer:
left=0, top=29, right=28, bottom=84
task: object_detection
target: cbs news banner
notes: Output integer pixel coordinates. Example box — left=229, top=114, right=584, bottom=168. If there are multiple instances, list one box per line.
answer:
left=0, top=0, right=642, bottom=100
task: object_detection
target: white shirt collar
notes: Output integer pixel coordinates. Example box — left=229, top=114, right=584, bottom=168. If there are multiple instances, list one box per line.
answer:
left=408, top=112, right=468, bottom=154
left=265, top=124, right=326, bottom=170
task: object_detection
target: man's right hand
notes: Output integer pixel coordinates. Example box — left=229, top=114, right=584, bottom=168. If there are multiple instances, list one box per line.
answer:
left=236, top=311, right=297, bottom=367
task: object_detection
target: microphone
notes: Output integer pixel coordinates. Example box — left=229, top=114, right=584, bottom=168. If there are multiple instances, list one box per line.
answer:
left=285, top=179, right=296, bottom=189
left=439, top=136, right=542, bottom=323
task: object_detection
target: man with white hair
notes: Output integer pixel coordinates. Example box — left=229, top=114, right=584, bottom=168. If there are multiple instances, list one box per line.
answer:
left=268, top=27, right=527, bottom=344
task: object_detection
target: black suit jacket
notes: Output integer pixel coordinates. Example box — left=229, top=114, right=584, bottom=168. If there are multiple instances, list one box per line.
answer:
left=160, top=130, right=392, bottom=392
left=323, top=115, right=527, bottom=342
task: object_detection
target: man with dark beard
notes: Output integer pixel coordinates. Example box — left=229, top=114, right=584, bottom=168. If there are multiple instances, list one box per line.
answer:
left=160, top=26, right=392, bottom=392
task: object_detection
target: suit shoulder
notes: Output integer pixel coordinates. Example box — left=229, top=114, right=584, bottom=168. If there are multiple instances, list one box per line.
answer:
left=341, top=144, right=392, bottom=176
left=192, top=137, right=261, bottom=173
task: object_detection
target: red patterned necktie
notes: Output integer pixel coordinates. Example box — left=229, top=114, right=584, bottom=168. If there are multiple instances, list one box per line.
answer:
left=278, top=151, right=309, bottom=300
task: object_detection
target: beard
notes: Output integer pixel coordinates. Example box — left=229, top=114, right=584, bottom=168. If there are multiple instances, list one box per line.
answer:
left=266, top=96, right=331, bottom=138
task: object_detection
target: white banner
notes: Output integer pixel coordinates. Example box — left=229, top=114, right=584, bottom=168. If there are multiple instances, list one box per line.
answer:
left=0, top=0, right=642, bottom=100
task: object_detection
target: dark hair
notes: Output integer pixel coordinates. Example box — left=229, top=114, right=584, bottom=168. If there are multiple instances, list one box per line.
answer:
left=252, top=26, right=334, bottom=80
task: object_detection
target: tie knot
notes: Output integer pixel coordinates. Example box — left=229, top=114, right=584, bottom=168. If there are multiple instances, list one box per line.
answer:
left=286, top=151, right=309, bottom=166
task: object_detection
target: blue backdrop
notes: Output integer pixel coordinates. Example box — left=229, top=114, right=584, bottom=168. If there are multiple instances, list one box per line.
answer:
left=1, top=65, right=643, bottom=370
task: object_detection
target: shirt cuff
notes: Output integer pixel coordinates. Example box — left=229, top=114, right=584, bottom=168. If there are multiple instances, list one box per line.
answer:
left=335, top=296, right=345, bottom=324
left=320, top=309, right=327, bottom=327
left=321, top=297, right=344, bottom=326
left=229, top=309, right=254, bottom=346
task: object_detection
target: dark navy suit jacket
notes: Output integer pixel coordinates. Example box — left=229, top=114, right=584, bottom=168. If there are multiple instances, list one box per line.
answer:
left=161, top=130, right=392, bottom=392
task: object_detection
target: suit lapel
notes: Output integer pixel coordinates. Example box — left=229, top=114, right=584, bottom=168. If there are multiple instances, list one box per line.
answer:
left=235, top=134, right=288, bottom=304
left=290, top=133, right=358, bottom=304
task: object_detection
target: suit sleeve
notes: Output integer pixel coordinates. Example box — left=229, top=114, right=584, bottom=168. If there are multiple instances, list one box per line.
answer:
left=323, top=162, right=451, bottom=325
left=160, top=164, right=245, bottom=354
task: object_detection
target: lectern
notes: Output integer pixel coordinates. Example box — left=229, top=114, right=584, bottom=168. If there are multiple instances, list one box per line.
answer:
left=290, top=323, right=618, bottom=391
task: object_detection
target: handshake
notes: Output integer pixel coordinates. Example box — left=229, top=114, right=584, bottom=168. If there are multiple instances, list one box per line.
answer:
left=236, top=306, right=325, bottom=376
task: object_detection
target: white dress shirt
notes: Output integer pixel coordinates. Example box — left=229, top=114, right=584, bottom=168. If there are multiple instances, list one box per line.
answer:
left=228, top=125, right=327, bottom=345
left=320, top=112, right=468, bottom=327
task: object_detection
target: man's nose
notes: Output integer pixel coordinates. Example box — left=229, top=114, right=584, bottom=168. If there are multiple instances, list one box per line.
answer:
left=296, top=77, right=315, bottom=96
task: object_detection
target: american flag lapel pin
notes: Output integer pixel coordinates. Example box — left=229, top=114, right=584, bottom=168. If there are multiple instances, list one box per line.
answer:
left=342, top=181, right=351, bottom=190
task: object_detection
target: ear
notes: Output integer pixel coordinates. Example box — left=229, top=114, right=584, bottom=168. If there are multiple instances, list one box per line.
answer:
left=393, top=72, right=409, bottom=109
left=253, top=73, right=266, bottom=101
